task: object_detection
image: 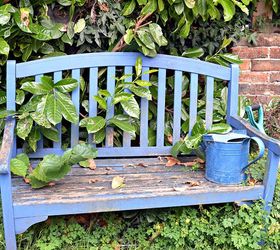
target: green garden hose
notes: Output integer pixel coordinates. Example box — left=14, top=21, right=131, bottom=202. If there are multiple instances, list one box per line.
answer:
left=245, top=104, right=266, bottom=134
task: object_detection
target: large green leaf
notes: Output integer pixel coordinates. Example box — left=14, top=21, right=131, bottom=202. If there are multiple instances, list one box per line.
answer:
left=16, top=89, right=25, bottom=105
left=17, top=115, right=33, bottom=140
left=39, top=126, right=59, bottom=142
left=93, top=95, right=107, bottom=110
left=191, top=119, right=207, bottom=136
left=216, top=0, right=236, bottom=21
left=129, top=85, right=152, bottom=100
left=149, top=23, right=168, bottom=46
left=93, top=128, right=106, bottom=144
left=31, top=154, right=71, bottom=183
left=30, top=112, right=52, bottom=128
left=45, top=94, right=62, bottom=125
left=120, top=97, right=140, bottom=119
left=219, top=53, right=242, bottom=64
left=21, top=81, right=53, bottom=95
left=13, top=8, right=32, bottom=33
left=208, top=123, right=232, bottom=134
left=56, top=92, right=78, bottom=124
left=137, top=30, right=155, bottom=50
left=10, top=153, right=29, bottom=177
left=141, top=0, right=157, bottom=15
left=54, top=78, right=78, bottom=93
left=0, top=37, right=9, bottom=65
left=122, top=0, right=136, bottom=16
left=182, top=48, right=204, bottom=58
left=28, top=126, right=40, bottom=152
left=184, top=0, right=196, bottom=8
left=135, top=56, right=142, bottom=77
left=79, top=116, right=106, bottom=133
left=171, top=140, right=191, bottom=157
left=112, top=92, right=133, bottom=104
left=109, top=117, right=136, bottom=137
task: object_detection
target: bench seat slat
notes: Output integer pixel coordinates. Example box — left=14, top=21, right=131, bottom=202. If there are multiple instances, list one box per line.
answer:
left=12, top=156, right=264, bottom=218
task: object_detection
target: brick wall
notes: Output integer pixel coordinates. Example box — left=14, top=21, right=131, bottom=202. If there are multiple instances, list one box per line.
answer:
left=231, top=33, right=280, bottom=104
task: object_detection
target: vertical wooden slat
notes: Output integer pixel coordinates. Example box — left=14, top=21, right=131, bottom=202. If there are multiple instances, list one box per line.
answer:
left=123, top=66, right=133, bottom=147
left=88, top=67, right=98, bottom=144
left=156, top=69, right=166, bottom=147
left=205, top=76, right=214, bottom=130
left=105, top=67, right=116, bottom=147
left=173, top=71, right=182, bottom=144
left=227, top=64, right=239, bottom=122
left=35, top=74, right=44, bottom=148
left=140, top=67, right=149, bottom=147
left=189, top=73, right=198, bottom=136
left=53, top=71, right=62, bottom=148
left=71, top=69, right=80, bottom=147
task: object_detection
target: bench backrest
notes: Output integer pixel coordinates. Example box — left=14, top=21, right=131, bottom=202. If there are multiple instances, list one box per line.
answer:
left=6, top=52, right=239, bottom=158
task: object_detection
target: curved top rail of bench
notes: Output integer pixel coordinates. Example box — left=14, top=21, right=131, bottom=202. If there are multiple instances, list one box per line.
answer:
left=13, top=52, right=231, bottom=80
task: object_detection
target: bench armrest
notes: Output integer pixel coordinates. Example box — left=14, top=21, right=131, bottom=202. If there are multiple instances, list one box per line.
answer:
left=0, top=118, right=16, bottom=174
left=228, top=115, right=280, bottom=156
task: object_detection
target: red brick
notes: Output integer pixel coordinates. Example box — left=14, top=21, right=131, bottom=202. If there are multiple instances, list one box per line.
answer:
left=244, top=95, right=279, bottom=105
left=256, top=33, right=280, bottom=46
left=239, top=59, right=251, bottom=70
left=270, top=72, right=280, bottom=82
left=270, top=47, right=280, bottom=58
left=239, top=83, right=280, bottom=96
left=251, top=59, right=280, bottom=71
left=231, top=47, right=268, bottom=59
left=239, top=72, right=269, bottom=83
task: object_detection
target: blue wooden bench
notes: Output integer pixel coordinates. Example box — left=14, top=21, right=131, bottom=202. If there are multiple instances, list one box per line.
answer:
left=0, top=52, right=279, bottom=249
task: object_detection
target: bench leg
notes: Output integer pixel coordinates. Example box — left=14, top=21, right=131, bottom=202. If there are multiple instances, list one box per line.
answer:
left=0, top=174, right=17, bottom=250
left=263, top=150, right=280, bottom=213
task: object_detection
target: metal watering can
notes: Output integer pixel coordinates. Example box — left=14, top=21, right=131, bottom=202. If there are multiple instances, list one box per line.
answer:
left=202, top=131, right=265, bottom=185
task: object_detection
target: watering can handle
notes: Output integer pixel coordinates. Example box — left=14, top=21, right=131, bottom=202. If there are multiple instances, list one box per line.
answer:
left=244, top=137, right=265, bottom=169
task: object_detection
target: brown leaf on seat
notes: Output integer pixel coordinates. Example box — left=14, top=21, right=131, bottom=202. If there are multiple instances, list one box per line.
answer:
left=194, top=158, right=205, bottom=164
left=89, top=178, right=99, bottom=184
left=23, top=178, right=30, bottom=184
left=185, top=181, right=200, bottom=187
left=112, top=176, right=125, bottom=189
left=180, top=161, right=197, bottom=167
left=165, top=157, right=180, bottom=167
left=88, top=159, right=96, bottom=170
left=48, top=182, right=56, bottom=187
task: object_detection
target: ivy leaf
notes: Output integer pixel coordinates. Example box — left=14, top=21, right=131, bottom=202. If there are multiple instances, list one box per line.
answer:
left=28, top=126, right=41, bottom=152
left=21, top=81, right=53, bottom=95
left=122, top=0, right=136, bottom=16
left=29, top=175, right=49, bottom=189
left=56, top=92, right=78, bottom=124
left=120, top=97, right=140, bottom=119
left=46, top=94, right=62, bottom=125
left=79, top=116, right=106, bottom=133
left=54, top=78, right=78, bottom=93
left=17, top=115, right=33, bottom=140
left=39, top=126, right=59, bottom=142
left=129, top=85, right=152, bottom=100
left=10, top=153, right=29, bottom=177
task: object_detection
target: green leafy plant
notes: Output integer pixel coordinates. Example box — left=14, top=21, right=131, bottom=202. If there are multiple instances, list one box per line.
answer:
left=10, top=143, right=97, bottom=188
left=79, top=56, right=155, bottom=143
left=171, top=119, right=232, bottom=159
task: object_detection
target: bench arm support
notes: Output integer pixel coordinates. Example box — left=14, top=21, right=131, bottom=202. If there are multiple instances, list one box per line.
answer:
left=0, top=118, right=16, bottom=174
left=228, top=115, right=280, bottom=156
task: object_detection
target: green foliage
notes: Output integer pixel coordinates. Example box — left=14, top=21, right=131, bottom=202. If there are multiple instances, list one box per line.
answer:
left=10, top=143, right=97, bottom=188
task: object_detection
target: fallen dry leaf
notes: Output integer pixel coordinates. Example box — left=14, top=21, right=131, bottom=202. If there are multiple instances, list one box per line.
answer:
left=111, top=176, right=125, bottom=189
left=89, top=178, right=99, bottom=184
left=194, top=158, right=205, bottom=164
left=185, top=181, right=200, bottom=187
left=248, top=178, right=257, bottom=186
left=88, top=159, right=96, bottom=170
left=105, top=167, right=112, bottom=171
left=48, top=182, right=56, bottom=187
left=180, top=162, right=197, bottom=167
left=23, top=178, right=30, bottom=184
left=165, top=157, right=180, bottom=167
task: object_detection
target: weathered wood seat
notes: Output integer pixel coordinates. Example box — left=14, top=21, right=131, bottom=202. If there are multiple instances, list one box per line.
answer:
left=0, top=52, right=279, bottom=250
